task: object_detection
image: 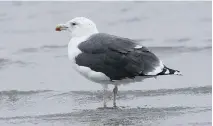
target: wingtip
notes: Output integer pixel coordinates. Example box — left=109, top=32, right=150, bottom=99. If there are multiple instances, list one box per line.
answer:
left=174, top=71, right=183, bottom=76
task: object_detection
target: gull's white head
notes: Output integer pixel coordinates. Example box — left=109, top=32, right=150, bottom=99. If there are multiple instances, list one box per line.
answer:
left=55, top=17, right=98, bottom=38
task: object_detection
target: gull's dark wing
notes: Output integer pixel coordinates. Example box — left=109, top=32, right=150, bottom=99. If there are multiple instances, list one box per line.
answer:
left=76, top=33, right=163, bottom=80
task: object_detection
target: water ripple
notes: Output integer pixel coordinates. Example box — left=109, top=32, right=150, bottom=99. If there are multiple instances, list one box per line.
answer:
left=49, top=85, right=211, bottom=102
left=0, top=90, right=52, bottom=97
left=16, top=44, right=67, bottom=54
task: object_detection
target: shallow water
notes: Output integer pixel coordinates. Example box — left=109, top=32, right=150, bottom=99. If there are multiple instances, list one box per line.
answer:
left=0, top=1, right=212, bottom=126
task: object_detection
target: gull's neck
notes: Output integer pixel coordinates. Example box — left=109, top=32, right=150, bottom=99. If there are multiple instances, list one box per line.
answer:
left=69, top=29, right=99, bottom=45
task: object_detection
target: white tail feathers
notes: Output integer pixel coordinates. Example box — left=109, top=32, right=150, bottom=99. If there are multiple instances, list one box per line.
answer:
left=157, top=66, right=182, bottom=76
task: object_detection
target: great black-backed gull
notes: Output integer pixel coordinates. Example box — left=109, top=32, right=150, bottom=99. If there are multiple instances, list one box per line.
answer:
left=55, top=17, right=182, bottom=108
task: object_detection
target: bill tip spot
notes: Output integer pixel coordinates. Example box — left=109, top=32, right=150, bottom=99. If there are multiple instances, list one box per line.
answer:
left=55, top=25, right=61, bottom=31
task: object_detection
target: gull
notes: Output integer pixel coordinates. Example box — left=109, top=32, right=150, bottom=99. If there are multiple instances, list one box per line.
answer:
left=55, top=17, right=182, bottom=108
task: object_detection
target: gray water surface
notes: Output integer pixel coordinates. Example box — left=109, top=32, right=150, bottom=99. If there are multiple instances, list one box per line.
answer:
left=0, top=1, right=211, bottom=126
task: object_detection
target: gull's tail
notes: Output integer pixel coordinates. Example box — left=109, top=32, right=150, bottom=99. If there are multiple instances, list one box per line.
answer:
left=157, top=66, right=182, bottom=76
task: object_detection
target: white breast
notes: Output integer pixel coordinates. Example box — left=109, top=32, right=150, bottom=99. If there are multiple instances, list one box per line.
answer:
left=68, top=37, right=83, bottom=61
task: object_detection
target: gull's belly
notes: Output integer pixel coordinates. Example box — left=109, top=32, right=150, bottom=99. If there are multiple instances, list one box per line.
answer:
left=72, top=63, right=111, bottom=84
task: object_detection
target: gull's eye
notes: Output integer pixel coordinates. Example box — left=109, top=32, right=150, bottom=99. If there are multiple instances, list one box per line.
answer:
left=71, top=22, right=77, bottom=26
